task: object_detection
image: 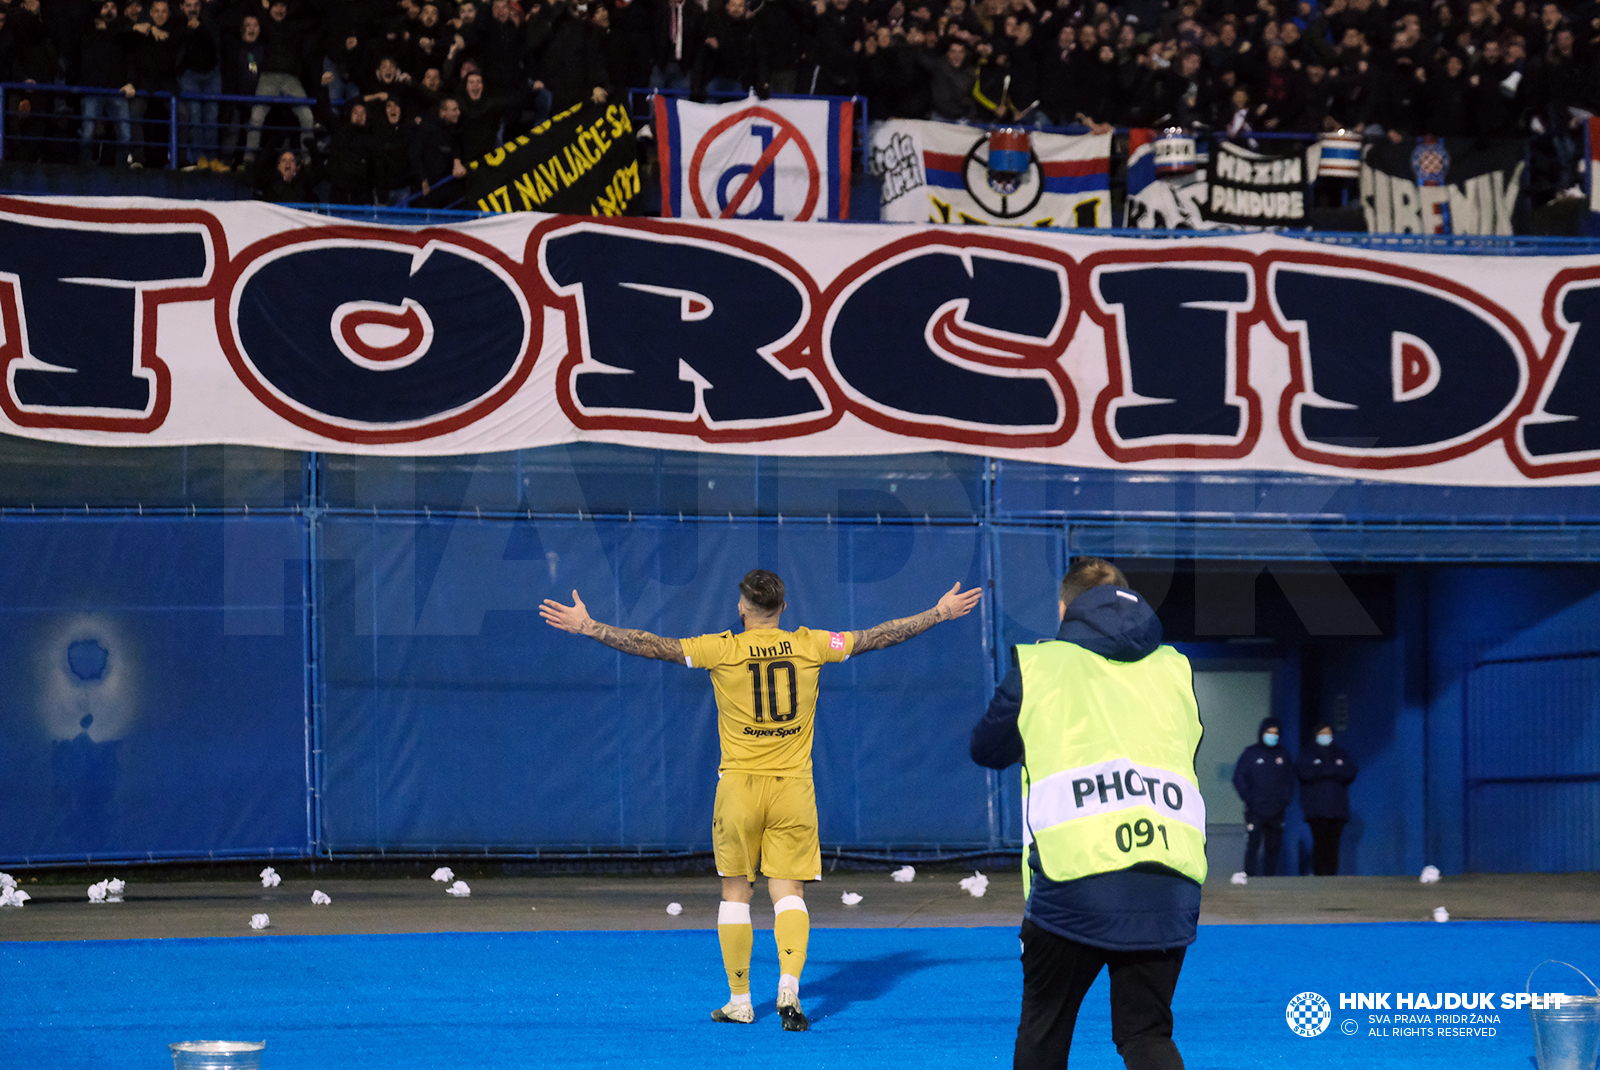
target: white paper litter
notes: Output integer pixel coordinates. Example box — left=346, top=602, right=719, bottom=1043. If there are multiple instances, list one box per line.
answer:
left=891, top=865, right=916, bottom=883
left=1230, top=872, right=1248, bottom=886
left=431, top=867, right=454, bottom=883
left=666, top=902, right=683, bottom=915
left=959, top=872, right=989, bottom=898
left=841, top=891, right=863, bottom=905
left=259, top=867, right=281, bottom=888
left=0, top=872, right=15, bottom=889
left=250, top=913, right=270, bottom=929
left=446, top=880, right=471, bottom=897
left=0, top=887, right=30, bottom=907
left=1433, top=906, right=1449, bottom=923
left=1420, top=865, right=1441, bottom=884
left=310, top=890, right=331, bottom=905
left=86, top=878, right=125, bottom=903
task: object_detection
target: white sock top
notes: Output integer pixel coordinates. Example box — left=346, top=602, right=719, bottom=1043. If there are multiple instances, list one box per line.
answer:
left=779, top=973, right=801, bottom=994
left=773, top=895, right=808, bottom=916
left=718, top=900, right=752, bottom=925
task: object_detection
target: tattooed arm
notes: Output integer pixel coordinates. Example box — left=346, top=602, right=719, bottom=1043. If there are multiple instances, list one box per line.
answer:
left=540, top=590, right=687, bottom=664
left=850, top=582, right=983, bottom=655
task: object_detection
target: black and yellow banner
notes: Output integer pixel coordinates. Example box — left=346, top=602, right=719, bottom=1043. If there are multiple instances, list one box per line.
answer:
left=464, top=101, right=641, bottom=216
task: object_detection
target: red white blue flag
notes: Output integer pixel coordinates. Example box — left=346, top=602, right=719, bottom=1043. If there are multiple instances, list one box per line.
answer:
left=653, top=94, right=853, bottom=221
left=867, top=120, right=1109, bottom=227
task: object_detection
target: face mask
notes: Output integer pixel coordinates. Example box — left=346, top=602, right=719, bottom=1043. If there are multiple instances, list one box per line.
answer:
left=1263, top=732, right=1279, bottom=746
left=1317, top=734, right=1333, bottom=746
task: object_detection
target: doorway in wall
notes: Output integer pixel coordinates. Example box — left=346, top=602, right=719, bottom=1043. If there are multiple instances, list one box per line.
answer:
left=1191, top=664, right=1279, bottom=882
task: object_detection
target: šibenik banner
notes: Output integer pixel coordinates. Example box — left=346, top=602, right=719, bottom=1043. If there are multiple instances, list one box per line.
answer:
left=1361, top=136, right=1523, bottom=235
left=4, top=195, right=1600, bottom=484
left=653, top=94, right=853, bottom=221
left=869, top=121, right=1110, bottom=227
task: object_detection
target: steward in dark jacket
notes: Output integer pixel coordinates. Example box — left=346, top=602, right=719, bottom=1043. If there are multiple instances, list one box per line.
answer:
left=1233, top=716, right=1295, bottom=876
left=1295, top=725, right=1358, bottom=875
left=973, top=579, right=1203, bottom=950
left=972, top=557, right=1201, bottom=1070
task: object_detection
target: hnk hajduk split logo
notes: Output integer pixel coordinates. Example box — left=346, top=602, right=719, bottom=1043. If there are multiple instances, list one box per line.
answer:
left=1286, top=990, right=1528, bottom=1039
left=1286, top=992, right=1333, bottom=1037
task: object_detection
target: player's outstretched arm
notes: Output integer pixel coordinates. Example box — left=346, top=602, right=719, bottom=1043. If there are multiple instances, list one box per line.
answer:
left=850, top=581, right=982, bottom=655
left=539, top=590, right=688, bottom=664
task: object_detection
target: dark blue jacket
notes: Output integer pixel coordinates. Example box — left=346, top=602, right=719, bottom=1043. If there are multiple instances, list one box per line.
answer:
left=1232, top=718, right=1296, bottom=820
left=970, top=585, right=1202, bottom=952
left=1294, top=742, right=1358, bottom=820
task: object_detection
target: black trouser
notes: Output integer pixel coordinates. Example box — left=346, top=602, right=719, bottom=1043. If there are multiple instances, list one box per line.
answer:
left=1015, top=918, right=1187, bottom=1070
left=1308, top=818, right=1345, bottom=875
left=1243, top=812, right=1284, bottom=876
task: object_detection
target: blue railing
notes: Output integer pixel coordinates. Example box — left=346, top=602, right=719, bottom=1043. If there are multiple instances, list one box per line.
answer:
left=0, top=81, right=319, bottom=167
left=283, top=201, right=486, bottom=224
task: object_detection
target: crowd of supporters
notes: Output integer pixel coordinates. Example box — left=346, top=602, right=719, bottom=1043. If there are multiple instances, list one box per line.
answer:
left=0, top=0, right=1595, bottom=202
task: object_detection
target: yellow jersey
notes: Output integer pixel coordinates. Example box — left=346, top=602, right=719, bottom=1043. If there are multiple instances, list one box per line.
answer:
left=681, top=626, right=854, bottom=777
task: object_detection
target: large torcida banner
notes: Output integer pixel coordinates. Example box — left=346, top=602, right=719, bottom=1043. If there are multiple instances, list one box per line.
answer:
left=5, top=195, right=1600, bottom=485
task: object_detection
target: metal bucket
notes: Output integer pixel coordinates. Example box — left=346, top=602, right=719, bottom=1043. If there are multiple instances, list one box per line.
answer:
left=169, top=1041, right=265, bottom=1070
left=1315, top=130, right=1362, bottom=178
left=1528, top=962, right=1600, bottom=1070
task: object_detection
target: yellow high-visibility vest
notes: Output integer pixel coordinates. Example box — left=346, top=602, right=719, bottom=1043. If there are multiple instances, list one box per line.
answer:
left=1017, top=641, right=1207, bottom=893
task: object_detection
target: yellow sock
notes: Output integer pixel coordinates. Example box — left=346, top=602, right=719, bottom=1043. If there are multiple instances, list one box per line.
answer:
left=717, top=901, right=753, bottom=996
left=773, top=895, right=809, bottom=984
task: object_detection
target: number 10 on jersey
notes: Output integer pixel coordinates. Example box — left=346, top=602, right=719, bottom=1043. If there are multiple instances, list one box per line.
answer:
left=747, top=660, right=798, bottom=723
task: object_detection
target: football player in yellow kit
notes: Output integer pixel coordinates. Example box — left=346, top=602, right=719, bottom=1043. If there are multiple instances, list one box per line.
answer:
left=540, top=568, right=981, bottom=1031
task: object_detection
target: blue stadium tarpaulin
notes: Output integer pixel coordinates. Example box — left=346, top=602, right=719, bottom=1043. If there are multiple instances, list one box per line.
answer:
left=318, top=517, right=992, bottom=853
left=0, top=518, right=309, bottom=863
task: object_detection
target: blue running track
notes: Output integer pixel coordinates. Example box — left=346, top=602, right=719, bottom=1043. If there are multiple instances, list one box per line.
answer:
left=4, top=922, right=1597, bottom=1068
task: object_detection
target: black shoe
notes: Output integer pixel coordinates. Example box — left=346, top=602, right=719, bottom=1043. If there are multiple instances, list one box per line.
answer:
left=776, top=990, right=809, bottom=1032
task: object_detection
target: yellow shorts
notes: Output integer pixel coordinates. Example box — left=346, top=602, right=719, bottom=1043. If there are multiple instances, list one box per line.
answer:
left=712, top=773, right=821, bottom=882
